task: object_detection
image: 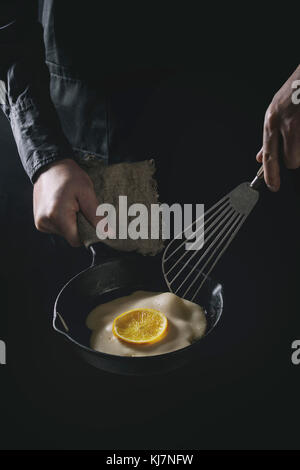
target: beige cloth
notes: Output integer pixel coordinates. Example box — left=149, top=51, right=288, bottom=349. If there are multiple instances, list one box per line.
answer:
left=77, top=155, right=164, bottom=256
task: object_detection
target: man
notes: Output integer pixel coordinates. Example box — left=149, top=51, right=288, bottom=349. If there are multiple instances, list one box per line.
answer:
left=1, top=1, right=299, bottom=248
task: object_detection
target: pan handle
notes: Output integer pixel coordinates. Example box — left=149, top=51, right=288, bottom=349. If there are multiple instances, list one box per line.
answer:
left=250, top=165, right=264, bottom=190
left=89, top=242, right=120, bottom=267
left=77, top=206, right=119, bottom=266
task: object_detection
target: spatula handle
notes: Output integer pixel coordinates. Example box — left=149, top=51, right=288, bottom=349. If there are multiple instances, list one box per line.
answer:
left=250, top=165, right=264, bottom=190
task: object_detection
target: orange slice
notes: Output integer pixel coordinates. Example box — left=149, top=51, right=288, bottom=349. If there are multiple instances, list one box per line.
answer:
left=112, top=308, right=168, bottom=344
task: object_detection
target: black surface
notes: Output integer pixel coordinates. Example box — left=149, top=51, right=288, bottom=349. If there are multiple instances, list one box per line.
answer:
left=0, top=38, right=300, bottom=450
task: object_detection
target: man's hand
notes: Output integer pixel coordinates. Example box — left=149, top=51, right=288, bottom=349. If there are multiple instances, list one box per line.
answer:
left=33, top=158, right=99, bottom=247
left=256, top=65, right=300, bottom=191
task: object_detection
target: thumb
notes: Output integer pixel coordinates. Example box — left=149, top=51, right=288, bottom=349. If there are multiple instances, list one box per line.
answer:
left=78, top=186, right=100, bottom=228
left=256, top=147, right=263, bottom=163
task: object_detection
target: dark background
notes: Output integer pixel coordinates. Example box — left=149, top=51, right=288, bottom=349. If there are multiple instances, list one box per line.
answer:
left=0, top=19, right=300, bottom=450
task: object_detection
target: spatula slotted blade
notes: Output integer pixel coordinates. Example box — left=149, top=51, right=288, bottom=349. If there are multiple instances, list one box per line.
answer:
left=162, top=177, right=262, bottom=302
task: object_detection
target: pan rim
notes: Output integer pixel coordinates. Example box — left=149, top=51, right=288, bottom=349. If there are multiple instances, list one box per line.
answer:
left=53, top=259, right=224, bottom=361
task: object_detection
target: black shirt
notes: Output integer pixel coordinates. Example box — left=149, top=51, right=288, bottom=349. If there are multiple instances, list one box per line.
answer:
left=0, top=0, right=175, bottom=181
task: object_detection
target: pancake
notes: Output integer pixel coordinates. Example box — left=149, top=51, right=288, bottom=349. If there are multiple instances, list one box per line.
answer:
left=86, top=291, right=206, bottom=356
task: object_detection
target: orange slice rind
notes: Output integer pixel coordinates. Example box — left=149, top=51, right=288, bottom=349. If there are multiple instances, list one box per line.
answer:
left=112, top=308, right=168, bottom=344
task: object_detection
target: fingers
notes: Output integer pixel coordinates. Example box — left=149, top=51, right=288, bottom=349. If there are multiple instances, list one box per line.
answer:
left=77, top=185, right=100, bottom=229
left=58, top=210, right=81, bottom=247
left=282, top=129, right=300, bottom=170
left=262, top=109, right=280, bottom=192
left=256, top=148, right=263, bottom=163
left=33, top=159, right=108, bottom=247
left=35, top=206, right=81, bottom=247
left=258, top=114, right=300, bottom=189
left=78, top=185, right=115, bottom=239
left=257, top=65, right=300, bottom=187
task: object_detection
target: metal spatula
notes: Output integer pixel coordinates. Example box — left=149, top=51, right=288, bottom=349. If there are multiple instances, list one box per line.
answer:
left=162, top=165, right=264, bottom=302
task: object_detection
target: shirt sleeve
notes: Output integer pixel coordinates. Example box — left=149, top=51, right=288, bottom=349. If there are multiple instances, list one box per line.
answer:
left=0, top=0, right=74, bottom=182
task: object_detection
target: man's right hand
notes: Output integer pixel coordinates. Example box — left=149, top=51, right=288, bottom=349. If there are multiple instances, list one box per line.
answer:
left=33, top=158, right=99, bottom=247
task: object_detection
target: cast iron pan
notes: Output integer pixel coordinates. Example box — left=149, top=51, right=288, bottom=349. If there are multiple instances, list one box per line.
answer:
left=53, top=243, right=223, bottom=375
